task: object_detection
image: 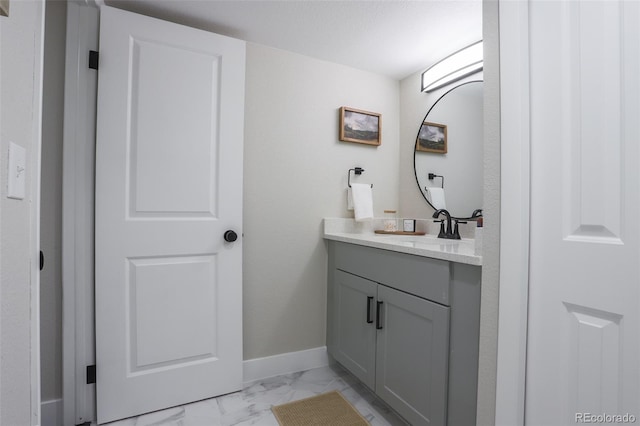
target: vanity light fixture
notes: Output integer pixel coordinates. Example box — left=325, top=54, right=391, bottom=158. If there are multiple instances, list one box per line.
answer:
left=421, top=41, right=483, bottom=93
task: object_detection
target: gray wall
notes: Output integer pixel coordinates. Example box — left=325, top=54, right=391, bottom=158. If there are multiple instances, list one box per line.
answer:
left=243, top=43, right=400, bottom=359
left=0, top=0, right=45, bottom=423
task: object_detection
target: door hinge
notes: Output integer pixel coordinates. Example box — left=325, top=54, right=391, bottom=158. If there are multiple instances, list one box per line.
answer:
left=89, top=50, right=99, bottom=70
left=86, top=365, right=96, bottom=384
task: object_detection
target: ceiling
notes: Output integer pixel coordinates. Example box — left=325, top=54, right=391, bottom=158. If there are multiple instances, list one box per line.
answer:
left=105, top=0, right=483, bottom=81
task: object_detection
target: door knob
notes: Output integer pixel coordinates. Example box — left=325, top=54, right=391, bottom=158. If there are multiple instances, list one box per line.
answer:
left=224, top=230, right=238, bottom=242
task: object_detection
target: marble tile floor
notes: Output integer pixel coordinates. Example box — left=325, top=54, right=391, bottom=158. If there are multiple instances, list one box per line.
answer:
left=104, top=363, right=408, bottom=426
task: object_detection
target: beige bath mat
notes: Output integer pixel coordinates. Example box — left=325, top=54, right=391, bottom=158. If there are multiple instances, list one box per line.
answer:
left=271, top=390, right=369, bottom=426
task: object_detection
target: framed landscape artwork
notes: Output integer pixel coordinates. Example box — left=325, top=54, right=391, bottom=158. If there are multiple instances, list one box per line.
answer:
left=416, top=121, right=447, bottom=154
left=339, top=107, right=381, bottom=146
left=0, top=0, right=9, bottom=16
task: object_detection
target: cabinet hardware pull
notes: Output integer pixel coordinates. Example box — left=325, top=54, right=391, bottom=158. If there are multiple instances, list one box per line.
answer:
left=376, top=301, right=384, bottom=330
left=366, top=296, right=374, bottom=323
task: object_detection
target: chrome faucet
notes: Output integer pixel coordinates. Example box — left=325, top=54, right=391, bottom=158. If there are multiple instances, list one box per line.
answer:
left=432, top=209, right=453, bottom=239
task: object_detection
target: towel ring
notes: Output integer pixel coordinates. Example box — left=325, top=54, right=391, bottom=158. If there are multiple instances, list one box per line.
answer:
left=348, top=167, right=373, bottom=188
left=428, top=172, right=444, bottom=188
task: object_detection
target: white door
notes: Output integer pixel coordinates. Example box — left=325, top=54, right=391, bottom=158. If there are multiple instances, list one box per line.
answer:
left=526, top=1, right=639, bottom=424
left=94, top=6, right=245, bottom=424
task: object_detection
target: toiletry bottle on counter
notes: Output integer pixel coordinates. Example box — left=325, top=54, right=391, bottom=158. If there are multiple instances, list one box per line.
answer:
left=383, top=210, right=398, bottom=232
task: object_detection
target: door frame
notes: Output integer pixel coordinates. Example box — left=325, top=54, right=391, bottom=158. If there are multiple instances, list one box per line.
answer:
left=61, top=1, right=99, bottom=424
left=494, top=0, right=530, bottom=425
left=31, top=1, right=47, bottom=424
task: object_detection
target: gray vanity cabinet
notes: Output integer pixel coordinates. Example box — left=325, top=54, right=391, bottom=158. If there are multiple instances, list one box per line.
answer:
left=327, top=240, right=481, bottom=426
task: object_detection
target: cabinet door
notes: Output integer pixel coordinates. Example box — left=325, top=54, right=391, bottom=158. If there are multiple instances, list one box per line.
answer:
left=376, top=285, right=450, bottom=426
left=331, top=270, right=377, bottom=389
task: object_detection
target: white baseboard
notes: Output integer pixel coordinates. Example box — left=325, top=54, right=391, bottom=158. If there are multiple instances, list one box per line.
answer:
left=243, top=346, right=329, bottom=385
left=41, top=398, right=63, bottom=426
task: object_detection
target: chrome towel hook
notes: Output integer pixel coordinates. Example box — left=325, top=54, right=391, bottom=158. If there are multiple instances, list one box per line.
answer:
left=348, top=167, right=373, bottom=188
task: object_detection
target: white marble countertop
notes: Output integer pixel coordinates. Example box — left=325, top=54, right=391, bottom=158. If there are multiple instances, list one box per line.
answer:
left=323, top=218, right=482, bottom=266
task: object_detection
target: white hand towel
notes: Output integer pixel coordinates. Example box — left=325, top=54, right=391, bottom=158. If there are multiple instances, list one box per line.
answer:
left=350, top=183, right=373, bottom=222
left=426, top=187, right=447, bottom=210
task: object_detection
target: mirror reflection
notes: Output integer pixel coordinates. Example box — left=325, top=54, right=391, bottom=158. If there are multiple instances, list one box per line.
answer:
left=414, top=80, right=483, bottom=219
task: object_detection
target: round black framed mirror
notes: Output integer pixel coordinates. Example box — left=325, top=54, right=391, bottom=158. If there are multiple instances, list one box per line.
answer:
left=413, top=80, right=483, bottom=219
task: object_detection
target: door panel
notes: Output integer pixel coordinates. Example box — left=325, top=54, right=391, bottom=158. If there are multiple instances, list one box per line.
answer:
left=332, top=270, right=377, bottom=389
left=526, top=0, right=639, bottom=423
left=128, top=255, right=217, bottom=369
left=95, top=6, right=245, bottom=424
left=129, top=39, right=219, bottom=216
left=375, top=285, right=449, bottom=426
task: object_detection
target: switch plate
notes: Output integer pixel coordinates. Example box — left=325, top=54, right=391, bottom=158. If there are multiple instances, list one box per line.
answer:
left=7, top=142, right=26, bottom=200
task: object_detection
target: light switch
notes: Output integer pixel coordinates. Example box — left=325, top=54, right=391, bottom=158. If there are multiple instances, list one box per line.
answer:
left=8, top=142, right=26, bottom=200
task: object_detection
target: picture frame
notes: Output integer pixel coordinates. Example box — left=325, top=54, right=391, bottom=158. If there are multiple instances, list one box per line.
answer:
left=0, top=0, right=9, bottom=17
left=339, top=107, right=381, bottom=146
left=416, top=121, right=447, bottom=154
